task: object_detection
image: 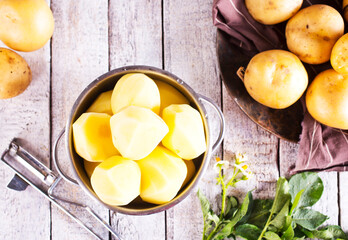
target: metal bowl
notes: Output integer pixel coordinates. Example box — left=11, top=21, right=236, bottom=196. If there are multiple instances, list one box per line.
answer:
left=60, top=65, right=224, bottom=215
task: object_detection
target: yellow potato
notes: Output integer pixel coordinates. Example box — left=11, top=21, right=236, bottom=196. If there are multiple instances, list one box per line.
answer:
left=86, top=90, right=113, bottom=115
left=162, top=104, right=206, bottom=160
left=111, top=73, right=161, bottom=114
left=73, top=113, right=119, bottom=162
left=110, top=106, right=169, bottom=160
left=306, top=69, right=348, bottom=130
left=0, top=48, right=31, bottom=99
left=137, top=146, right=187, bottom=204
left=343, top=0, right=348, bottom=22
left=243, top=50, right=308, bottom=109
left=245, top=0, right=302, bottom=25
left=286, top=4, right=344, bottom=64
left=154, top=80, right=189, bottom=115
left=0, top=0, right=54, bottom=52
left=330, top=33, right=348, bottom=74
left=181, top=160, right=196, bottom=188
left=91, top=156, right=141, bottom=206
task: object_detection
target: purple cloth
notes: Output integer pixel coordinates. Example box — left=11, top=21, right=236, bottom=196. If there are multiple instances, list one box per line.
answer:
left=213, top=0, right=348, bottom=172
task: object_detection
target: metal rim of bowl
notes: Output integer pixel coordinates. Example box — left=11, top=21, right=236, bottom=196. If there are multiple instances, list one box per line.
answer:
left=65, top=65, right=213, bottom=215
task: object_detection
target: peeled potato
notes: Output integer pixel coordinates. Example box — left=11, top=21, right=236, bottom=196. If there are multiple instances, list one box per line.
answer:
left=110, top=106, right=169, bottom=160
left=91, top=156, right=141, bottom=206
left=244, top=50, right=308, bottom=109
left=162, top=104, right=206, bottom=160
left=0, top=48, right=31, bottom=99
left=330, top=33, right=348, bottom=74
left=86, top=90, right=113, bottom=115
left=0, top=0, right=54, bottom=52
left=111, top=73, right=161, bottom=114
left=286, top=5, right=344, bottom=64
left=182, top=160, right=196, bottom=188
left=83, top=160, right=100, bottom=178
left=137, top=146, right=187, bottom=204
left=155, top=80, right=189, bottom=115
left=73, top=113, right=119, bottom=162
left=306, top=69, right=348, bottom=130
left=245, top=0, right=302, bottom=25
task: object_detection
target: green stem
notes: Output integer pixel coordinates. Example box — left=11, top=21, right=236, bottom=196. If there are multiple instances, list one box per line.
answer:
left=257, top=209, right=273, bottom=240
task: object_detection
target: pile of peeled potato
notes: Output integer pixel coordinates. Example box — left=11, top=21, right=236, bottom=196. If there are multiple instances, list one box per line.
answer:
left=0, top=0, right=54, bottom=99
left=242, top=0, right=348, bottom=130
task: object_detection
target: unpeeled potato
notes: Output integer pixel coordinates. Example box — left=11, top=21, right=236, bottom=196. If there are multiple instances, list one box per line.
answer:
left=245, top=0, right=302, bottom=25
left=286, top=4, right=344, bottom=64
left=0, top=0, right=54, bottom=52
left=306, top=69, right=348, bottom=130
left=330, top=33, right=348, bottom=74
left=0, top=48, right=31, bottom=99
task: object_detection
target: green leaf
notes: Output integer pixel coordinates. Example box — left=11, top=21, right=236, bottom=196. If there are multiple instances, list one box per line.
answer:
left=289, top=189, right=304, bottom=215
left=312, top=225, right=348, bottom=240
left=264, top=231, right=282, bottom=240
left=281, top=223, right=294, bottom=240
left=230, top=191, right=253, bottom=225
left=269, top=200, right=290, bottom=231
left=213, top=221, right=234, bottom=240
left=247, top=199, right=273, bottom=228
left=289, top=172, right=323, bottom=208
left=197, top=189, right=211, bottom=220
left=235, top=224, right=262, bottom=240
left=292, top=208, right=329, bottom=230
left=224, top=196, right=239, bottom=219
left=197, top=189, right=218, bottom=234
left=272, top=177, right=291, bottom=214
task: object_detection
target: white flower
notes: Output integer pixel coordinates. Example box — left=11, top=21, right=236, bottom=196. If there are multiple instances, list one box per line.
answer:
left=234, top=163, right=253, bottom=180
left=214, top=157, right=230, bottom=172
left=235, top=152, right=248, bottom=164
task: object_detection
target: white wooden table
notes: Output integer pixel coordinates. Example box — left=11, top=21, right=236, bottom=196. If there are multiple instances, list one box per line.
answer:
left=0, top=1, right=347, bottom=239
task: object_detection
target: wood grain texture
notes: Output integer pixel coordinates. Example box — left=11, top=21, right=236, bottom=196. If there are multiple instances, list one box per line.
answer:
left=163, top=0, right=223, bottom=239
left=108, top=1, right=165, bottom=239
left=280, top=140, right=339, bottom=226
left=50, top=0, right=109, bottom=239
left=339, top=172, right=348, bottom=231
left=0, top=43, right=51, bottom=239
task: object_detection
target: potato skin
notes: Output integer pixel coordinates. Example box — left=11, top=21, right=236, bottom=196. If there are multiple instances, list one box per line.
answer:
left=246, top=0, right=302, bottom=25
left=0, top=48, right=32, bottom=99
left=306, top=69, right=348, bottom=130
left=0, top=0, right=54, bottom=52
left=286, top=4, right=344, bottom=64
left=244, top=50, right=308, bottom=109
left=331, top=33, right=348, bottom=74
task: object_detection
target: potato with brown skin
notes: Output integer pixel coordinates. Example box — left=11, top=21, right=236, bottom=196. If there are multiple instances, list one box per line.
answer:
left=245, top=0, right=302, bottom=25
left=306, top=69, right=348, bottom=130
left=0, top=48, right=31, bottom=99
left=0, top=0, right=54, bottom=52
left=243, top=50, right=308, bottom=109
left=286, top=4, right=344, bottom=65
left=343, top=0, right=348, bottom=22
left=331, top=33, right=348, bottom=74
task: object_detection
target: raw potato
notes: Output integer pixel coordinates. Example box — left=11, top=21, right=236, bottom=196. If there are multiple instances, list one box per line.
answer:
left=0, top=0, right=54, bottom=52
left=162, top=104, right=206, bottom=160
left=155, top=80, right=189, bottom=115
left=83, top=160, right=100, bottom=178
left=91, top=156, right=141, bottom=206
left=245, top=0, right=302, bottom=25
left=0, top=48, right=31, bottom=99
left=343, top=0, right=348, bottom=22
left=73, top=112, right=119, bottom=162
left=286, top=4, right=344, bottom=64
left=110, top=106, right=169, bottom=160
left=243, top=50, right=308, bottom=109
left=306, top=69, right=348, bottom=130
left=86, top=90, right=113, bottom=115
left=181, top=160, right=196, bottom=188
left=111, top=73, right=161, bottom=114
left=330, top=33, right=348, bottom=74
left=137, top=146, right=187, bottom=204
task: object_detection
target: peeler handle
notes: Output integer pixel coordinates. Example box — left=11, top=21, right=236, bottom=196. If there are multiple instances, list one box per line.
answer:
left=53, top=129, right=79, bottom=186
left=198, top=94, right=225, bottom=154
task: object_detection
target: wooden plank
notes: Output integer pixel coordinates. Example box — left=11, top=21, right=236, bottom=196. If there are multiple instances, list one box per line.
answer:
left=0, top=42, right=51, bottom=237
left=163, top=0, right=225, bottom=239
left=108, top=1, right=165, bottom=239
left=280, top=140, right=339, bottom=225
left=339, top=172, right=348, bottom=231
left=50, top=1, right=109, bottom=239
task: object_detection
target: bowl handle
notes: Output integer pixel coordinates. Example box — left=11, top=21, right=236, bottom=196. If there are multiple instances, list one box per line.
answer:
left=53, top=129, right=79, bottom=186
left=198, top=94, right=225, bottom=154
